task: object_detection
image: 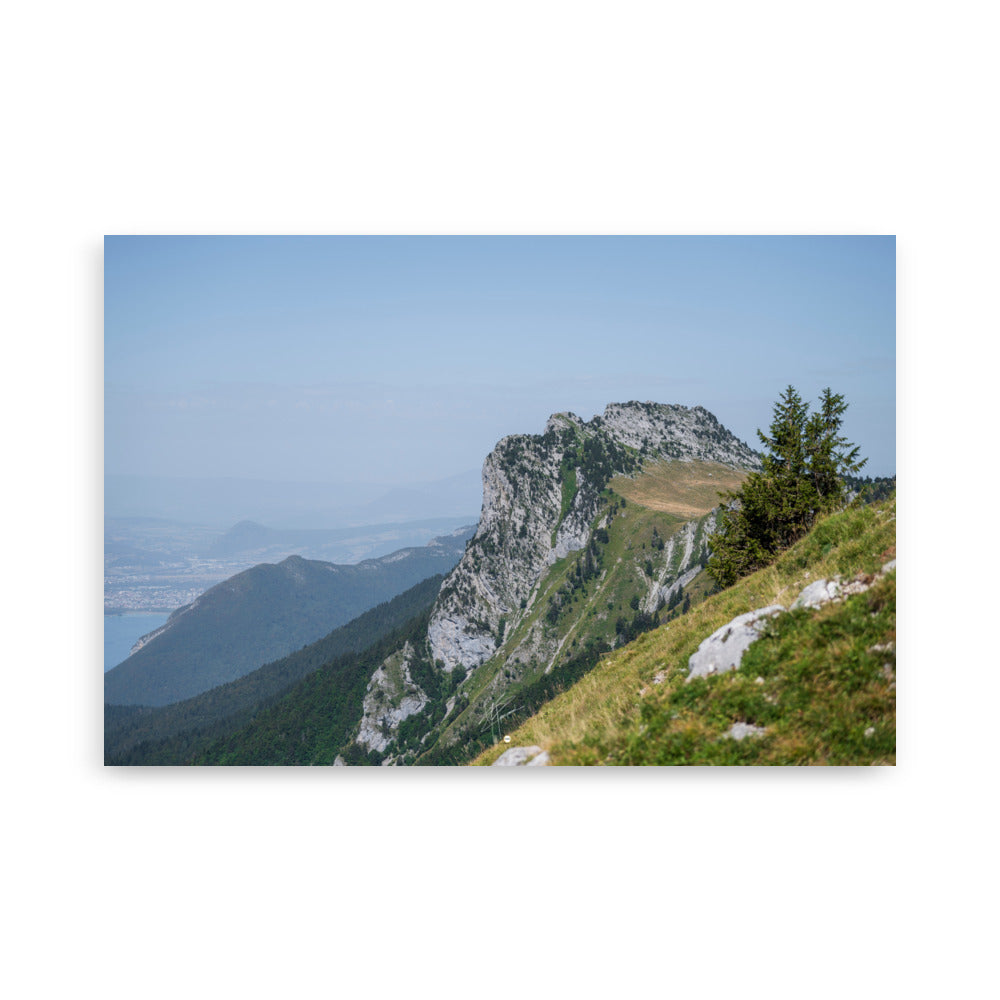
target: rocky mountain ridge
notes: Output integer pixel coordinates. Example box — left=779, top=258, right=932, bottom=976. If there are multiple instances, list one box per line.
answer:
left=427, top=401, right=758, bottom=675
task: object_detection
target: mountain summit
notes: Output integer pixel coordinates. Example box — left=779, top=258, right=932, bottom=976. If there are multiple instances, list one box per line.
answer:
left=428, top=401, right=759, bottom=675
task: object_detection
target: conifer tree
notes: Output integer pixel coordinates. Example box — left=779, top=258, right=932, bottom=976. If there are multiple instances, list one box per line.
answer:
left=805, top=387, right=867, bottom=508
left=707, top=386, right=866, bottom=588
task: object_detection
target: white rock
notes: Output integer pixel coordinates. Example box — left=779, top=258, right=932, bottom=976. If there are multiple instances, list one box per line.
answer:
left=724, top=722, right=766, bottom=741
left=492, top=745, right=544, bottom=766
left=687, top=606, right=785, bottom=679
left=792, top=578, right=842, bottom=609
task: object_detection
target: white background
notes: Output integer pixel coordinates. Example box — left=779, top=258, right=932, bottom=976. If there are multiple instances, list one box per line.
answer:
left=3, top=2, right=995, bottom=998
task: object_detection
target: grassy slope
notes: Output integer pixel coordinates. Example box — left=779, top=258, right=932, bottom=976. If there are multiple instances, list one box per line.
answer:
left=472, top=494, right=896, bottom=766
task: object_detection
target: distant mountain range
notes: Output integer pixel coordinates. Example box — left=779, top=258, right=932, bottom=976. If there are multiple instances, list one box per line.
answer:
left=104, top=525, right=474, bottom=706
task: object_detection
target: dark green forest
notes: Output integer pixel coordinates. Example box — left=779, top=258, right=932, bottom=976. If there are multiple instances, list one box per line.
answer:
left=190, top=611, right=435, bottom=766
left=843, top=473, right=896, bottom=504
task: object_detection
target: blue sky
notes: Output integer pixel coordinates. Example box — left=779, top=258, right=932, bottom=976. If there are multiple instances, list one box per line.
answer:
left=105, top=235, right=896, bottom=497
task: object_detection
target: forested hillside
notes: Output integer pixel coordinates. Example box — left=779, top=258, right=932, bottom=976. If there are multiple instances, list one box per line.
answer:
left=105, top=575, right=445, bottom=764
left=191, top=611, right=440, bottom=765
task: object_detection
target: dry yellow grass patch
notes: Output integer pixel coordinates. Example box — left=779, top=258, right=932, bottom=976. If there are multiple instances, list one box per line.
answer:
left=472, top=652, right=644, bottom=765
left=610, top=460, right=748, bottom=519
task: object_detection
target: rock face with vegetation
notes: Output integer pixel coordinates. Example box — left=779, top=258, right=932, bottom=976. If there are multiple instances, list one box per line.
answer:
left=428, top=402, right=759, bottom=676
left=354, top=643, right=429, bottom=753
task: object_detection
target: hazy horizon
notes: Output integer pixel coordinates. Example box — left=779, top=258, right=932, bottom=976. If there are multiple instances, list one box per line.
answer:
left=106, top=235, right=896, bottom=528
left=104, top=469, right=484, bottom=528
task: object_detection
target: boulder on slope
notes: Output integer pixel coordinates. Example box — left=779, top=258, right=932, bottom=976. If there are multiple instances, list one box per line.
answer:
left=687, top=605, right=785, bottom=680
left=492, top=745, right=546, bottom=766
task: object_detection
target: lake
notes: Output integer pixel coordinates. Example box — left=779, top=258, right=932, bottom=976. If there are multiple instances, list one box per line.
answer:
left=104, top=613, right=170, bottom=672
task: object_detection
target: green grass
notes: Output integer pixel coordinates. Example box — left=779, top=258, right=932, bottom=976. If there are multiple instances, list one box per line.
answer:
left=614, top=572, right=895, bottom=765
left=552, top=462, right=578, bottom=544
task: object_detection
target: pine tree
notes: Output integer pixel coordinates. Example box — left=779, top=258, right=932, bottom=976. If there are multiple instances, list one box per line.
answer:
left=707, top=386, right=867, bottom=588
left=805, top=387, right=868, bottom=509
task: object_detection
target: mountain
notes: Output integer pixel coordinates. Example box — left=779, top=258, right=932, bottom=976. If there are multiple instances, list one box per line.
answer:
left=426, top=401, right=760, bottom=677
left=104, top=514, right=477, bottom=614
left=411, top=400, right=761, bottom=763
left=191, top=610, right=439, bottom=766
left=104, top=525, right=474, bottom=707
left=189, top=400, right=767, bottom=765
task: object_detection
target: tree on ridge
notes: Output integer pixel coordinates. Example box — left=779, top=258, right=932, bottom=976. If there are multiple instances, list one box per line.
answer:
left=707, top=386, right=867, bottom=588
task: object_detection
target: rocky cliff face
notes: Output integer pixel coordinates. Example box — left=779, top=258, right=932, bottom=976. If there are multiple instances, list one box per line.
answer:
left=427, top=401, right=759, bottom=673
